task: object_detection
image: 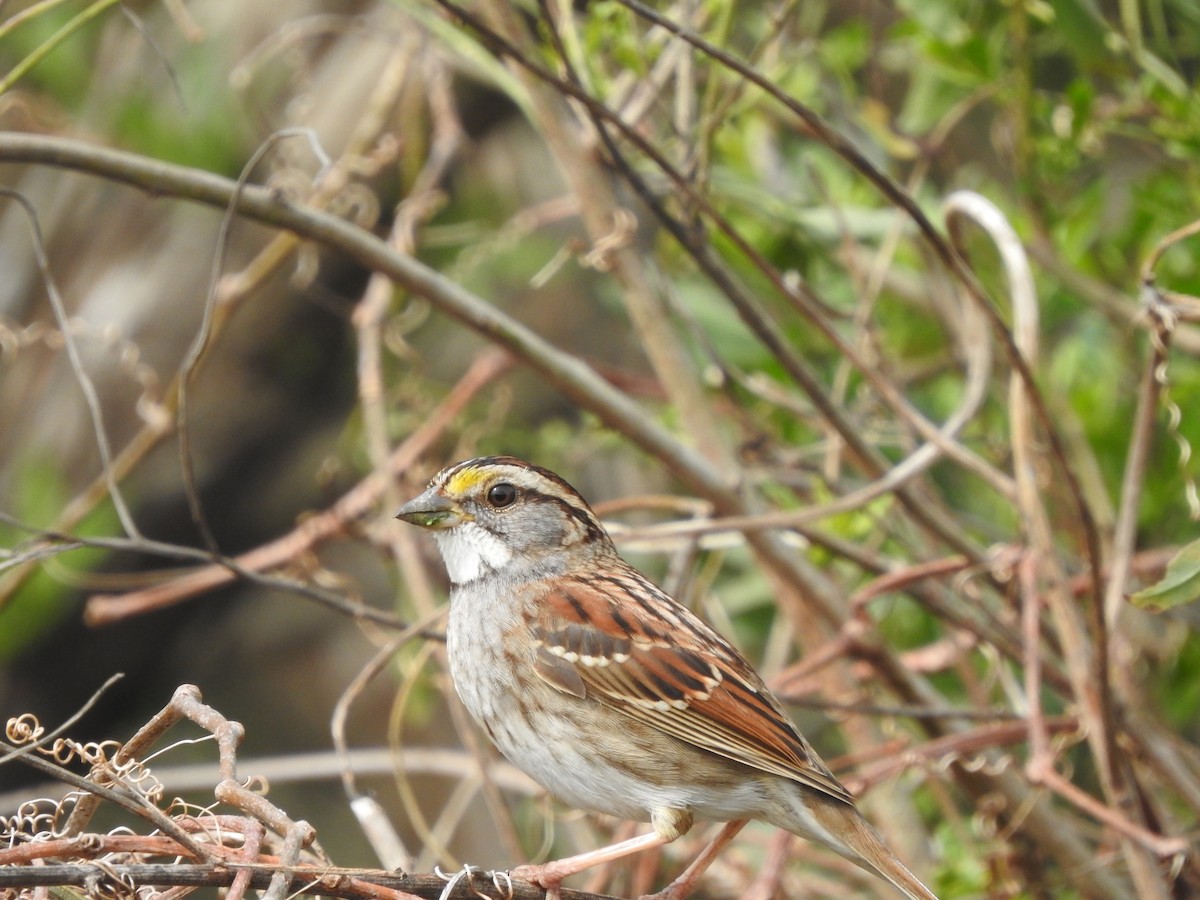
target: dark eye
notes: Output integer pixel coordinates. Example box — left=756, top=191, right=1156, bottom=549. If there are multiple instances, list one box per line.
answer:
left=486, top=482, right=518, bottom=508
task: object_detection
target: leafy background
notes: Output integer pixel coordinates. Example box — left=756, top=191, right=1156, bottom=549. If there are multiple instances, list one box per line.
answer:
left=1, top=1, right=1199, bottom=897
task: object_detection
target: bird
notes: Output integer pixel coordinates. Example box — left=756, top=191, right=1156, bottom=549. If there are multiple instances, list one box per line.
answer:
left=395, top=456, right=938, bottom=899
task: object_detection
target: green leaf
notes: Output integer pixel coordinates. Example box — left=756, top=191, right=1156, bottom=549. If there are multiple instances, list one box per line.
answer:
left=1130, top=539, right=1200, bottom=611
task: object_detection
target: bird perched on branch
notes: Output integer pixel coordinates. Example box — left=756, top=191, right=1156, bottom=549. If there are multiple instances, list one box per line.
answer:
left=396, top=456, right=938, bottom=899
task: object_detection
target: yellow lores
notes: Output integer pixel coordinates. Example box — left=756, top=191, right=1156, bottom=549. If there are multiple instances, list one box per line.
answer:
left=444, top=465, right=491, bottom=498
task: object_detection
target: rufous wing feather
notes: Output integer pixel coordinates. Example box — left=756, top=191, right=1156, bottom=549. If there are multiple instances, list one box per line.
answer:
left=530, top=570, right=853, bottom=806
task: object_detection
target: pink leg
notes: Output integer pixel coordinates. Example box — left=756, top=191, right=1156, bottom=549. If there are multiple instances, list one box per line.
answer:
left=641, top=819, right=750, bottom=900
left=510, top=829, right=673, bottom=895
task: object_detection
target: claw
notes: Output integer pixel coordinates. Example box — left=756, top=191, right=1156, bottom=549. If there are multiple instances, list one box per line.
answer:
left=509, top=863, right=564, bottom=900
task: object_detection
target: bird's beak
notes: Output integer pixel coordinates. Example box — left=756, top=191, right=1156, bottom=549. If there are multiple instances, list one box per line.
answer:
left=394, top=488, right=468, bottom=530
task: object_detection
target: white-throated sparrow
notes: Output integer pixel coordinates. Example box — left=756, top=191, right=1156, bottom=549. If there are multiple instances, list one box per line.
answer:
left=396, top=456, right=937, bottom=899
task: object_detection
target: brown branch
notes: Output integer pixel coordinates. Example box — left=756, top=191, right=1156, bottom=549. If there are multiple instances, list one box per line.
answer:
left=0, top=864, right=621, bottom=900
left=844, top=716, right=1079, bottom=794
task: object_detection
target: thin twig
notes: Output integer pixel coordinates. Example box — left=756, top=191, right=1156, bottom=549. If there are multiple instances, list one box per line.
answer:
left=177, top=128, right=332, bottom=557
left=83, top=349, right=510, bottom=624
left=331, top=610, right=447, bottom=870
left=1103, top=288, right=1172, bottom=627
left=0, top=190, right=142, bottom=539
left=0, top=673, right=123, bottom=766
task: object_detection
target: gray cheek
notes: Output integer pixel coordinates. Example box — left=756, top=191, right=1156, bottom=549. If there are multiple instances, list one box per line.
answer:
left=493, top=511, right=567, bottom=552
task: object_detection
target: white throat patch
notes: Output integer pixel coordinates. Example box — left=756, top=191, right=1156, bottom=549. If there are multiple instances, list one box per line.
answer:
left=433, top=522, right=514, bottom=584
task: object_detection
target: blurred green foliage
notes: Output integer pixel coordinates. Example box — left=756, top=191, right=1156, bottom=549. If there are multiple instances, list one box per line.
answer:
left=0, top=456, right=115, bottom=661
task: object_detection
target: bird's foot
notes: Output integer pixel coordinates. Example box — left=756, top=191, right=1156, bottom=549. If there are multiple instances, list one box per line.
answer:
left=508, top=863, right=564, bottom=899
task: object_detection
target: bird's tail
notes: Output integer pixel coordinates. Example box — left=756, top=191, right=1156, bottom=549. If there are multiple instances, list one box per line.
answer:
left=849, top=828, right=939, bottom=900
left=784, top=795, right=939, bottom=900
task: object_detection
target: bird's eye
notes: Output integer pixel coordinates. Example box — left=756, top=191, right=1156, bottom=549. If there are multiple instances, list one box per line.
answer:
left=486, top=482, right=518, bottom=508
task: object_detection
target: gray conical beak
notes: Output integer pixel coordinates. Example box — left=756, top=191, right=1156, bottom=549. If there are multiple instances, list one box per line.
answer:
left=394, top=488, right=468, bottom=529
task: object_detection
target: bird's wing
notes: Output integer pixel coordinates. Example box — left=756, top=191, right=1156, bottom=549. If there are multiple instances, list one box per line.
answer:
left=528, top=568, right=854, bottom=806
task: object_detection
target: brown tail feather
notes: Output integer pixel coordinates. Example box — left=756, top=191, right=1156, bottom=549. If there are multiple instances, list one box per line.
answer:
left=801, top=799, right=939, bottom=900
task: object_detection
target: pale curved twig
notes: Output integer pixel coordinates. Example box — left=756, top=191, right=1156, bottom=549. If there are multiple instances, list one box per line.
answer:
left=0, top=747, right=539, bottom=814
left=0, top=190, right=142, bottom=540
left=331, top=609, right=446, bottom=871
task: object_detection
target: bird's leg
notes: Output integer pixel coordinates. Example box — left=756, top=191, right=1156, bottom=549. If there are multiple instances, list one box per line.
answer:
left=509, top=808, right=693, bottom=896
left=640, top=819, right=749, bottom=900
left=510, top=829, right=671, bottom=893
